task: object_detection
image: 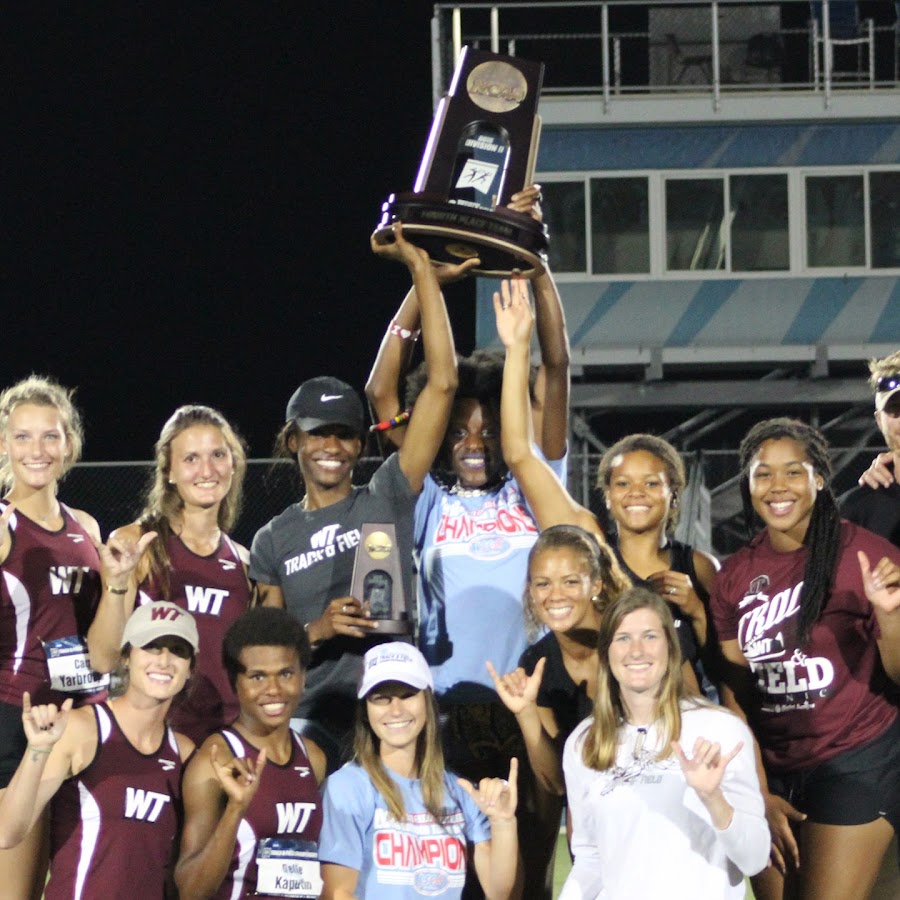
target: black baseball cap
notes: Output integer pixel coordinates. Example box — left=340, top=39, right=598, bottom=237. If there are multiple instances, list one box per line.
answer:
left=285, top=376, right=365, bottom=435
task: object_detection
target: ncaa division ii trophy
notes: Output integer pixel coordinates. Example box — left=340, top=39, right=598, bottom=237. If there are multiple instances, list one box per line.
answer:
left=373, top=47, right=548, bottom=277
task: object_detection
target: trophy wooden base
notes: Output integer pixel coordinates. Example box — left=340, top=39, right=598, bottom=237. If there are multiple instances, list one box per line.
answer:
left=374, top=192, right=548, bottom=277
left=374, top=616, right=413, bottom=635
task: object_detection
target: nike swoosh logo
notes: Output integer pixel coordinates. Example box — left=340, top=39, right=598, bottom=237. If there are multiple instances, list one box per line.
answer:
left=320, top=394, right=343, bottom=402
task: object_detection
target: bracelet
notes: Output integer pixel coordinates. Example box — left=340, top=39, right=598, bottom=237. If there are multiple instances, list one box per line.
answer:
left=106, top=586, right=129, bottom=595
left=389, top=321, right=420, bottom=342
left=370, top=408, right=412, bottom=433
left=27, top=745, right=53, bottom=756
left=303, top=621, right=321, bottom=650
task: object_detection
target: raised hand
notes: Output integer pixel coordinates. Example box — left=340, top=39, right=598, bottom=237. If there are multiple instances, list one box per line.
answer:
left=458, top=757, right=518, bottom=822
left=22, top=691, right=72, bottom=752
left=486, top=659, right=544, bottom=717
left=493, top=278, right=533, bottom=348
left=370, top=223, right=431, bottom=272
left=507, top=184, right=544, bottom=223
left=0, top=501, right=16, bottom=560
left=432, top=256, right=481, bottom=285
left=95, top=530, right=157, bottom=589
left=671, top=737, right=741, bottom=800
left=209, top=742, right=267, bottom=811
left=858, top=550, right=900, bottom=614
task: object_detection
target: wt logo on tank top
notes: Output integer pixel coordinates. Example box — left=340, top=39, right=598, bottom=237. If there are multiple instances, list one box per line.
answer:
left=124, top=788, right=171, bottom=822
left=275, top=802, right=316, bottom=834
left=184, top=585, right=229, bottom=615
left=48, top=566, right=91, bottom=595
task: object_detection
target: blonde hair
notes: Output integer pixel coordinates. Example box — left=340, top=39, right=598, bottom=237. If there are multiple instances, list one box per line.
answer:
left=868, top=350, right=900, bottom=390
left=354, top=688, right=446, bottom=823
left=524, top=524, right=631, bottom=639
left=138, top=406, right=247, bottom=594
left=581, top=587, right=691, bottom=771
left=0, top=375, right=84, bottom=492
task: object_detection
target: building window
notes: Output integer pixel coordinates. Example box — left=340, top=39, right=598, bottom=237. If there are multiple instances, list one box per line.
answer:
left=730, top=174, right=789, bottom=272
left=666, top=178, right=725, bottom=271
left=542, top=181, right=586, bottom=273
left=590, top=177, right=650, bottom=275
left=870, top=172, right=900, bottom=269
left=806, top=175, right=865, bottom=268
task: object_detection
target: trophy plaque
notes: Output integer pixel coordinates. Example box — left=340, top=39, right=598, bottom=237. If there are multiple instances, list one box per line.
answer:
left=350, top=524, right=411, bottom=635
left=373, top=47, right=548, bottom=277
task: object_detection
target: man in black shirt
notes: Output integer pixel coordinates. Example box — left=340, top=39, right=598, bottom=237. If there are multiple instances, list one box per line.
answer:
left=841, top=350, right=900, bottom=547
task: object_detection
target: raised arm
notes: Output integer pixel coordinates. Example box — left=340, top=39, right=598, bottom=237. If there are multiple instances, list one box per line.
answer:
left=464, top=758, right=522, bottom=900
left=672, top=726, right=769, bottom=876
left=487, top=659, right=565, bottom=795
left=366, top=249, right=478, bottom=451
left=858, top=550, right=900, bottom=683
left=176, top=740, right=267, bottom=900
left=371, top=225, right=459, bottom=493
left=86, top=523, right=157, bottom=673
left=508, top=185, right=570, bottom=461
left=496, top=280, right=599, bottom=537
left=0, top=694, right=77, bottom=848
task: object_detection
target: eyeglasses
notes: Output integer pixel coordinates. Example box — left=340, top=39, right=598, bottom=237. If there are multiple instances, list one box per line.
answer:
left=875, top=375, right=900, bottom=394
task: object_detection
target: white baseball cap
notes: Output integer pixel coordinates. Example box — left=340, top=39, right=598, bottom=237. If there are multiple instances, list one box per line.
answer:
left=122, top=601, right=199, bottom=652
left=357, top=642, right=433, bottom=698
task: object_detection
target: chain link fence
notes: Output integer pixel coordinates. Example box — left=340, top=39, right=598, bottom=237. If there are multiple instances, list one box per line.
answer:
left=59, top=446, right=879, bottom=559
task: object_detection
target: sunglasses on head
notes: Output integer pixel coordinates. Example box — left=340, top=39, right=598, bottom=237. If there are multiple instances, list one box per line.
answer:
left=875, top=375, right=900, bottom=393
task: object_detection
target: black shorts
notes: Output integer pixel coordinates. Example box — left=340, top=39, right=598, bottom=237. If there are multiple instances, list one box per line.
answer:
left=768, top=716, right=900, bottom=831
left=0, top=699, right=27, bottom=789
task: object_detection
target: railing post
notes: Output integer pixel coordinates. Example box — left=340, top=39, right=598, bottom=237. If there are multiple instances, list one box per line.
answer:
left=431, top=9, right=443, bottom=109
left=711, top=0, right=721, bottom=111
left=490, top=6, right=499, bottom=54
left=823, top=0, right=832, bottom=108
left=601, top=2, right=610, bottom=112
left=452, top=6, right=462, bottom=66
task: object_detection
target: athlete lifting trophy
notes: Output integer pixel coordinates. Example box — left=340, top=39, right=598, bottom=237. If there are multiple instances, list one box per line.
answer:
left=350, top=524, right=411, bottom=634
left=373, top=47, right=548, bottom=277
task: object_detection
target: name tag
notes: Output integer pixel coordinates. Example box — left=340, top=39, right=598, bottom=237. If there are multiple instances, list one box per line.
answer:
left=44, top=637, right=109, bottom=695
left=256, top=838, right=321, bottom=898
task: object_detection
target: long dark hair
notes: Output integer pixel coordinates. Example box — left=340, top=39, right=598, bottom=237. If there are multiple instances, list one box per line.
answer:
left=738, top=418, right=840, bottom=645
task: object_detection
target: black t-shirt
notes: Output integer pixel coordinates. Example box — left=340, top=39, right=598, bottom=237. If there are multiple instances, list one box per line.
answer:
left=841, top=482, right=900, bottom=549
left=611, top=538, right=705, bottom=667
left=519, top=633, right=593, bottom=746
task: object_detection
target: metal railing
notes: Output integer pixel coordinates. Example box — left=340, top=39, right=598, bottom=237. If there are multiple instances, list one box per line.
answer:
left=59, top=444, right=879, bottom=559
left=432, top=0, right=900, bottom=110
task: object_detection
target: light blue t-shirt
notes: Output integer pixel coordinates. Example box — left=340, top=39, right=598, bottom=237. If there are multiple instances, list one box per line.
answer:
left=414, top=453, right=567, bottom=695
left=320, top=763, right=490, bottom=898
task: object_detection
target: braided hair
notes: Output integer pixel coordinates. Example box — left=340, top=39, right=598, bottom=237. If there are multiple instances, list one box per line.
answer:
left=738, top=418, right=840, bottom=645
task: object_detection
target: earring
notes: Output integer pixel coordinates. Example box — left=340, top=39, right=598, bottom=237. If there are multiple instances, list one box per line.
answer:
left=671, top=494, right=678, bottom=509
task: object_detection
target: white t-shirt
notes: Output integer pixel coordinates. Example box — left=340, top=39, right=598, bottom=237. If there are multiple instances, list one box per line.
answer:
left=561, top=701, right=769, bottom=900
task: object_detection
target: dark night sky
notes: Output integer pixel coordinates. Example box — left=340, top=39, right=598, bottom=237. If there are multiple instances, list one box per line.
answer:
left=3, top=4, right=475, bottom=459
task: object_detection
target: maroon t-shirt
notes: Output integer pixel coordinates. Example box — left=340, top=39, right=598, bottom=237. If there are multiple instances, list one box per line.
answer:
left=137, top=533, right=251, bottom=744
left=45, top=702, right=183, bottom=900
left=0, top=503, right=105, bottom=707
left=711, top=521, right=899, bottom=773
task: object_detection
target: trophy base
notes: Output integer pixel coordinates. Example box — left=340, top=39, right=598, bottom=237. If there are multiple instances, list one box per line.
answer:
left=375, top=617, right=413, bottom=635
left=374, top=193, right=548, bottom=278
